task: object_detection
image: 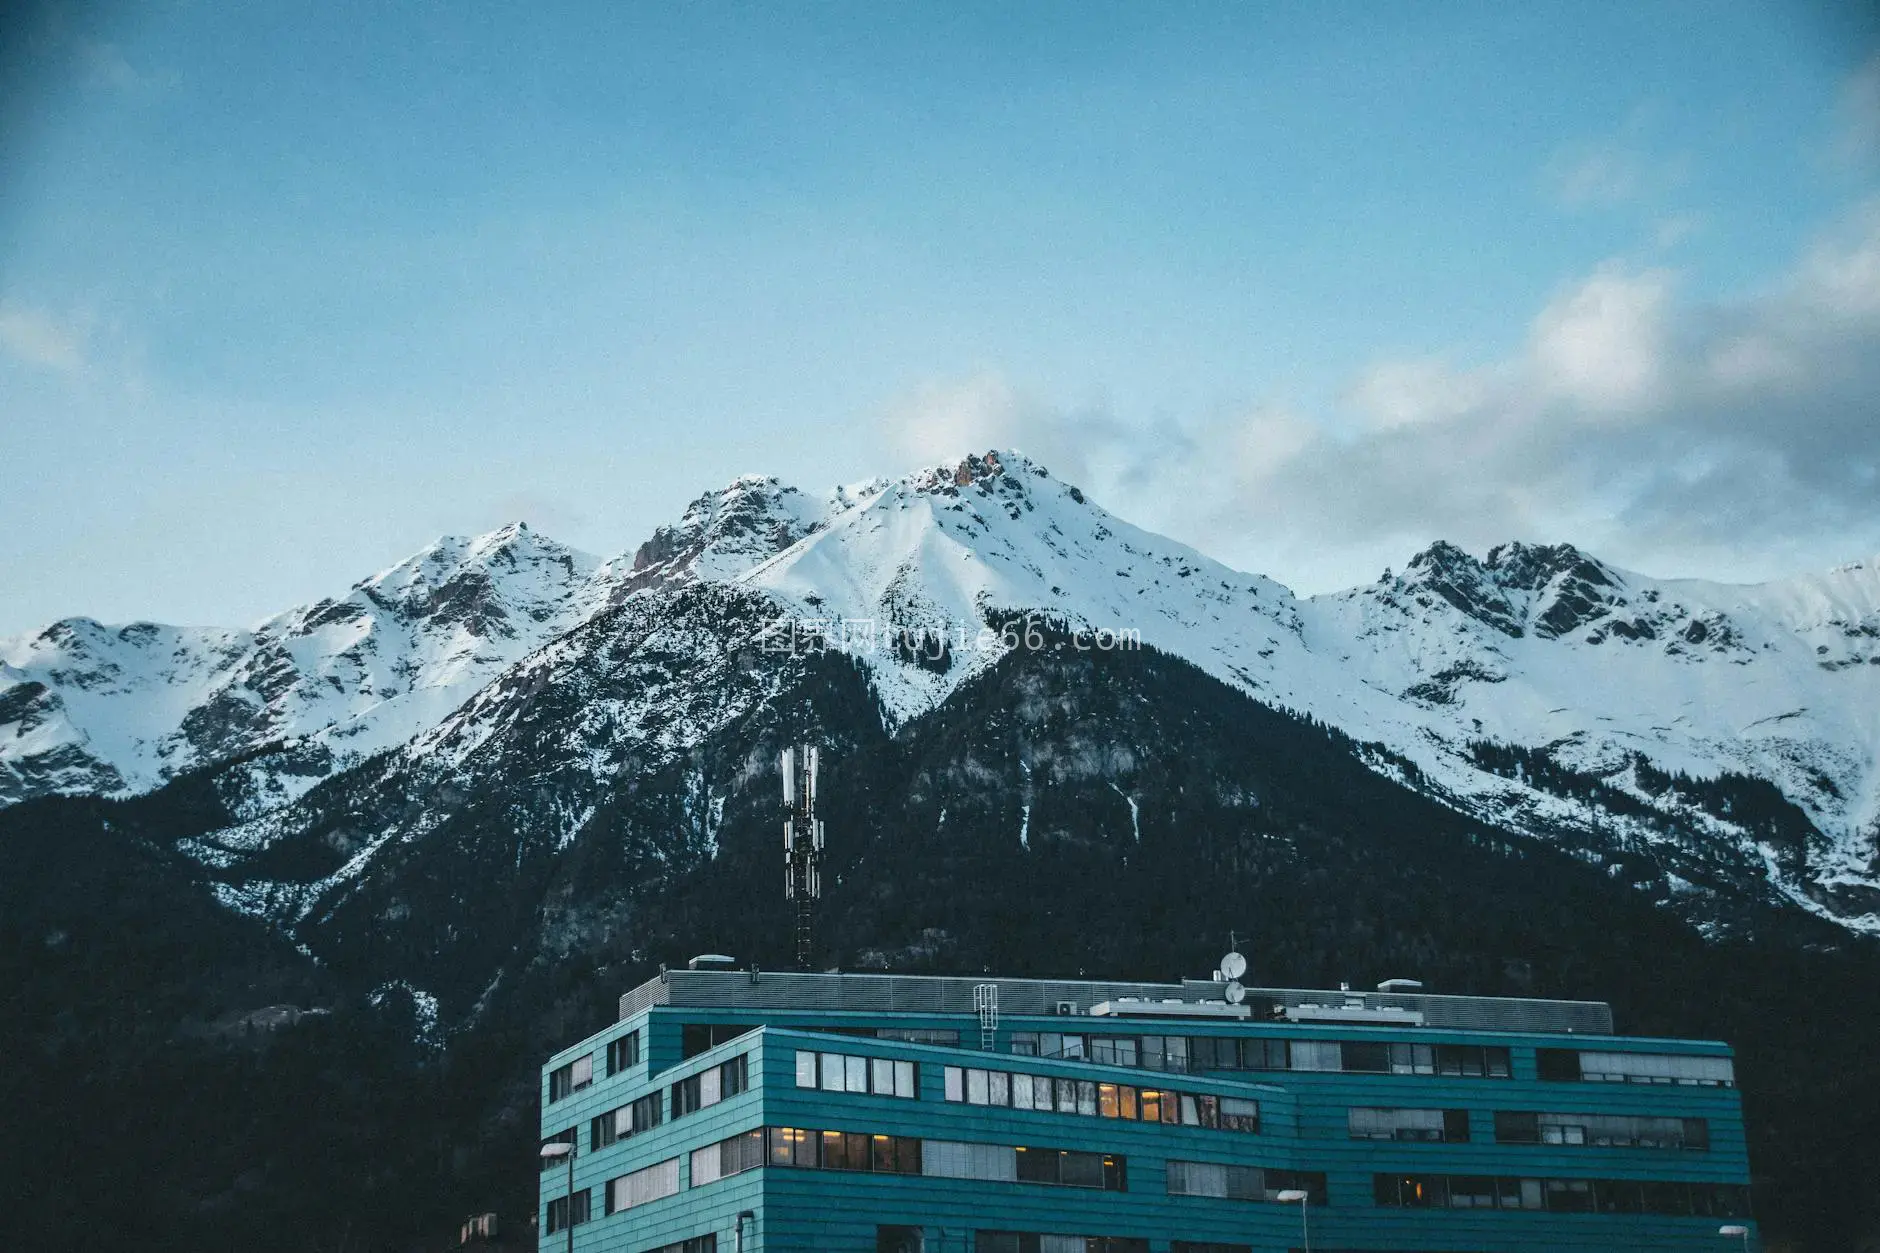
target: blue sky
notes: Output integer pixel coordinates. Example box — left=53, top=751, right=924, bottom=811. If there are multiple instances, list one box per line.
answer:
left=3, top=1, right=1877, bottom=634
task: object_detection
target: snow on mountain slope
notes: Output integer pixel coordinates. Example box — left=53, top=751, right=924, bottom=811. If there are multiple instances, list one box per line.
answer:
left=740, top=450, right=1309, bottom=721
left=9, top=449, right=1879, bottom=933
left=1297, top=543, right=1880, bottom=928
left=735, top=457, right=1880, bottom=930
left=0, top=524, right=605, bottom=805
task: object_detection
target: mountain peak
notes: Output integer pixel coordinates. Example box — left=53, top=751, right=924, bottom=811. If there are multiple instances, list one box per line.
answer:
left=609, top=473, right=830, bottom=597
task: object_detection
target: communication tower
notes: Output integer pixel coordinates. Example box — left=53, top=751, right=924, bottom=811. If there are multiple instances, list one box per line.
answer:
left=781, top=745, right=825, bottom=970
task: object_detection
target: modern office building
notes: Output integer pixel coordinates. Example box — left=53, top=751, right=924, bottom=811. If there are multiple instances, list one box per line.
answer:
left=538, top=960, right=1754, bottom=1252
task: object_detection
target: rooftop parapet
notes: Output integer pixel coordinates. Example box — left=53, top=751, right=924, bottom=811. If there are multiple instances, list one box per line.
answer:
left=618, top=969, right=1614, bottom=1035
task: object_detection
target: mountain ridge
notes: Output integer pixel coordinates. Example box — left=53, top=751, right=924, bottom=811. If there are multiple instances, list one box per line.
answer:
left=4, top=450, right=1878, bottom=933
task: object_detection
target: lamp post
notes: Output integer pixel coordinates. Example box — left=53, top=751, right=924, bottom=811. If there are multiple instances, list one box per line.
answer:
left=540, top=1141, right=575, bottom=1253
left=1276, top=1188, right=1311, bottom=1252
left=1720, top=1224, right=1752, bottom=1252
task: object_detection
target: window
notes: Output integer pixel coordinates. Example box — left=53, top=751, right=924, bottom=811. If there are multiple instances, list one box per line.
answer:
left=548, top=1054, right=593, bottom=1103
left=1166, top=1161, right=1326, bottom=1204
left=592, top=1094, right=660, bottom=1151
left=605, top=1158, right=679, bottom=1214
left=540, top=1128, right=575, bottom=1171
left=606, top=1030, right=641, bottom=1076
left=879, top=1226, right=926, bottom=1253
left=673, top=1055, right=749, bottom=1118
left=877, top=1027, right=961, bottom=1046
left=923, top=1140, right=1016, bottom=1182
left=975, top=1235, right=1148, bottom=1253
left=769, top=1126, right=818, bottom=1168
left=1573, top=1051, right=1735, bottom=1087
left=944, top=1065, right=1252, bottom=1131
left=1494, top=1110, right=1708, bottom=1149
left=1493, top=1110, right=1540, bottom=1144
left=923, top=1141, right=1123, bottom=1189
left=1014, top=1148, right=1126, bottom=1191
left=1347, top=1108, right=1468, bottom=1142
left=760, top=1126, right=922, bottom=1174
left=1372, top=1174, right=1751, bottom=1216
left=545, top=1189, right=590, bottom=1233
left=1341, top=1041, right=1391, bottom=1073
left=1536, top=1048, right=1581, bottom=1082
left=691, top=1128, right=765, bottom=1186
left=1434, top=1045, right=1511, bottom=1078
left=797, top=1050, right=917, bottom=1098
left=1290, top=1040, right=1342, bottom=1071
left=680, top=1023, right=755, bottom=1058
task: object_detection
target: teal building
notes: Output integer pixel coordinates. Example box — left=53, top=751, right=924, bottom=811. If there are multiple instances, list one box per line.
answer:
left=538, top=963, right=1753, bottom=1253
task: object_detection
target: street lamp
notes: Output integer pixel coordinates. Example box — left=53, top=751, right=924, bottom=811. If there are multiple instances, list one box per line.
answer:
left=1720, top=1225, right=1752, bottom=1252
left=1276, top=1188, right=1311, bottom=1253
left=540, top=1141, right=575, bottom=1253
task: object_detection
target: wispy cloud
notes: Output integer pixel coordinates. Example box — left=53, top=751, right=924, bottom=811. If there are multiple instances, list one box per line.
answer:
left=880, top=200, right=1880, bottom=592
left=1834, top=51, right=1880, bottom=166
left=0, top=302, right=86, bottom=372
left=1542, top=112, right=1687, bottom=210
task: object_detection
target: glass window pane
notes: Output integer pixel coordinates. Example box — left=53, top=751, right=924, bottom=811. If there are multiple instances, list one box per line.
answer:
left=846, top=1055, right=869, bottom=1093
left=895, top=1060, right=916, bottom=1099
left=796, top=1051, right=818, bottom=1088
left=967, top=1069, right=989, bottom=1105
left=822, top=1053, right=845, bottom=1092
left=945, top=1066, right=964, bottom=1102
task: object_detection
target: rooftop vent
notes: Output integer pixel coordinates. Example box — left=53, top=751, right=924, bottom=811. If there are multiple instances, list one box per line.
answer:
left=688, top=954, right=738, bottom=971
left=1377, top=978, right=1425, bottom=993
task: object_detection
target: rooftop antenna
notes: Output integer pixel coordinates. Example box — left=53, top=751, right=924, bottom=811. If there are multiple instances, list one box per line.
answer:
left=781, top=745, right=825, bottom=970
left=1220, top=935, right=1248, bottom=1008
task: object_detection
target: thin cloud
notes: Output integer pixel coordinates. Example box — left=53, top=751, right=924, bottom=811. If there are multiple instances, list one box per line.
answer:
left=880, top=200, right=1880, bottom=593
left=1834, top=51, right=1880, bottom=166
left=0, top=302, right=85, bottom=372
left=1541, top=108, right=1688, bottom=211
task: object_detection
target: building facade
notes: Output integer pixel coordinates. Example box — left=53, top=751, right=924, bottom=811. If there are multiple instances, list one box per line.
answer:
left=538, top=967, right=1753, bottom=1252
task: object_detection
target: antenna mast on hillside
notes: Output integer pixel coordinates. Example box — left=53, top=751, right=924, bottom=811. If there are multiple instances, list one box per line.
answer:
left=781, top=745, right=825, bottom=970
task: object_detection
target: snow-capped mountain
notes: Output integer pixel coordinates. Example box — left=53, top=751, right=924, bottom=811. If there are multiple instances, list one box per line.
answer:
left=5, top=451, right=1877, bottom=935
left=0, top=523, right=604, bottom=808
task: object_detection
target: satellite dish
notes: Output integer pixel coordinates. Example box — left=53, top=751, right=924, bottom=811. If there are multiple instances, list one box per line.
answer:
left=1225, top=980, right=1246, bottom=1005
left=1220, top=951, right=1247, bottom=981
